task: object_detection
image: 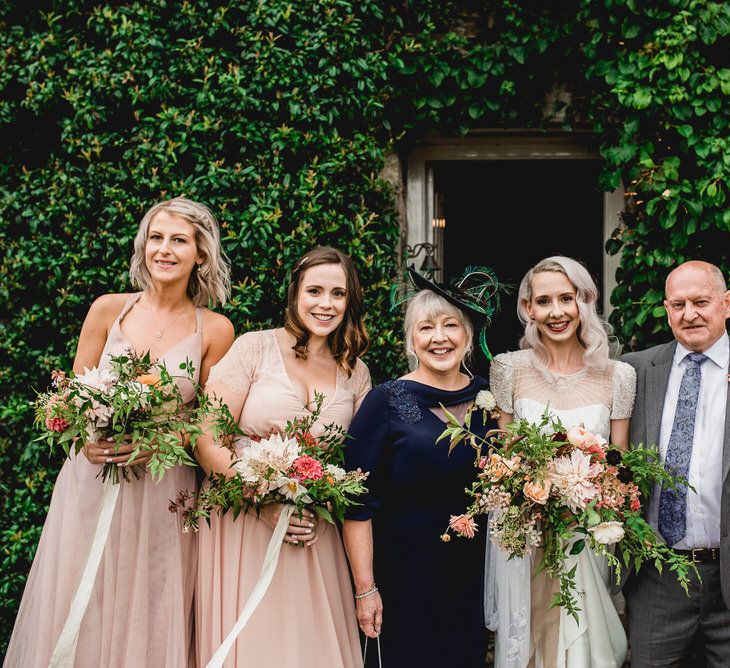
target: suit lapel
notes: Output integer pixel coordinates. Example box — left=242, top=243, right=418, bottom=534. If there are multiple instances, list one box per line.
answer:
left=646, top=342, right=676, bottom=449
left=722, top=336, right=730, bottom=480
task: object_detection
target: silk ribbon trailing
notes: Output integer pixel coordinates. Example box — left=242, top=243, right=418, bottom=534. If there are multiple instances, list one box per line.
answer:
left=206, top=504, right=295, bottom=668
left=49, top=478, right=121, bottom=668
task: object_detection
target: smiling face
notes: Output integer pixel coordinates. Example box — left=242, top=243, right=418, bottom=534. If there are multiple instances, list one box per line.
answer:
left=410, top=307, right=469, bottom=375
left=296, top=263, right=348, bottom=338
left=664, top=263, right=730, bottom=352
left=144, top=210, right=202, bottom=285
left=525, top=271, right=581, bottom=345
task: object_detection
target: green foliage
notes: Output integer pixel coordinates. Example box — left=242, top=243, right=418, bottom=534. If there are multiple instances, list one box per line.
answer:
left=0, top=0, right=405, bottom=650
left=1, top=0, right=728, bottom=653
left=579, top=0, right=730, bottom=343
left=386, top=0, right=729, bottom=345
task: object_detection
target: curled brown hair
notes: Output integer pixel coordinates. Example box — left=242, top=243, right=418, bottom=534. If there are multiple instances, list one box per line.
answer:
left=284, top=247, right=369, bottom=376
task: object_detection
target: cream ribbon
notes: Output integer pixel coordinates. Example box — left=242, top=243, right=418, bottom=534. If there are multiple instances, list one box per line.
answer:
left=48, top=478, right=121, bottom=668
left=206, top=504, right=295, bottom=668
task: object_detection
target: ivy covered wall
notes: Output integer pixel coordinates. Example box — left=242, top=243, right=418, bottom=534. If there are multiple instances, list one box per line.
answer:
left=1, top=0, right=728, bottom=652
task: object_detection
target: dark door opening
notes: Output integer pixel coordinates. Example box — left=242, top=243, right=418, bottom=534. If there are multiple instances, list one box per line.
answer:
left=433, top=159, right=604, bottom=379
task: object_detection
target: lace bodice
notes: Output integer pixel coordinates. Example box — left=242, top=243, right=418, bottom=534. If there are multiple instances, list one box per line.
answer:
left=490, top=349, right=636, bottom=439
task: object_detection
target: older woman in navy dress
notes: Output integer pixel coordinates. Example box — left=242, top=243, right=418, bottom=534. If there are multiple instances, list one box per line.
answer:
left=343, top=268, right=500, bottom=667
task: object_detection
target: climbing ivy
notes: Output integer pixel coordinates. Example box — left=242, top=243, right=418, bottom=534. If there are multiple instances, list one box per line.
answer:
left=1, top=0, right=728, bottom=653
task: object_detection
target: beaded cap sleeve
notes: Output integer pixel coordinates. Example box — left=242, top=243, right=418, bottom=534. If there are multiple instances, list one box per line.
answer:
left=489, top=349, right=636, bottom=439
left=610, top=360, right=637, bottom=420
left=490, top=353, right=515, bottom=414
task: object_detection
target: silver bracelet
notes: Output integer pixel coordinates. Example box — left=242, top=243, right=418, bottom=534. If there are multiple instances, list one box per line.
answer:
left=354, top=584, right=378, bottom=600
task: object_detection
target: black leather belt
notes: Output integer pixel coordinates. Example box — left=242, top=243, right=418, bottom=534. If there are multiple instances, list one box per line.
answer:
left=673, top=547, right=720, bottom=563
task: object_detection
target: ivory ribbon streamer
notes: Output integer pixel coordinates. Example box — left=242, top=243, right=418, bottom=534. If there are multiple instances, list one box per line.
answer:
left=206, top=505, right=295, bottom=668
left=49, top=478, right=121, bottom=668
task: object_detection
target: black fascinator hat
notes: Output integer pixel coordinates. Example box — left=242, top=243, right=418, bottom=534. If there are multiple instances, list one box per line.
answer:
left=392, top=264, right=505, bottom=361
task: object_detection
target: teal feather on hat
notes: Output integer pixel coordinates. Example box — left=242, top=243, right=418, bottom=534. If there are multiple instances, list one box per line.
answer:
left=392, top=264, right=507, bottom=362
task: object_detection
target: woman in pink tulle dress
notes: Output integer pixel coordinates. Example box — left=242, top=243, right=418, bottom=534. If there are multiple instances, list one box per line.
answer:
left=4, top=197, right=234, bottom=668
left=195, top=246, right=371, bottom=668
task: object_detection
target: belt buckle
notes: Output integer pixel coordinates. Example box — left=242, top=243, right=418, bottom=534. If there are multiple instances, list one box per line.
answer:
left=690, top=547, right=717, bottom=562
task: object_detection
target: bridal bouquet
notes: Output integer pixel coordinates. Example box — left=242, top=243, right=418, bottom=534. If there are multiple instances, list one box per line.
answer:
left=438, top=407, right=697, bottom=620
left=174, top=392, right=369, bottom=532
left=34, top=349, right=207, bottom=483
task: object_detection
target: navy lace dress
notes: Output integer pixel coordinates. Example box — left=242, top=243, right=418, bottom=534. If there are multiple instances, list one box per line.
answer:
left=345, top=376, right=493, bottom=667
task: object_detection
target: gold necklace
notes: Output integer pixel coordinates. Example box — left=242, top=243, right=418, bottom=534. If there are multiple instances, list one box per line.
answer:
left=154, top=305, right=192, bottom=340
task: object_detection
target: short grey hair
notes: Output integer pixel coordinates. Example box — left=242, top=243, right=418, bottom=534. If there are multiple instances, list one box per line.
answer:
left=403, top=289, right=474, bottom=369
left=128, top=197, right=231, bottom=307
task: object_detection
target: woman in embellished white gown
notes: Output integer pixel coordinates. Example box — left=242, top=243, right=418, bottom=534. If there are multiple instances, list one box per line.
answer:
left=487, top=256, right=636, bottom=668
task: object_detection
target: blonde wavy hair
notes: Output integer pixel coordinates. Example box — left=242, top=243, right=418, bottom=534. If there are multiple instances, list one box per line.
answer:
left=517, top=256, right=612, bottom=370
left=128, top=197, right=231, bottom=307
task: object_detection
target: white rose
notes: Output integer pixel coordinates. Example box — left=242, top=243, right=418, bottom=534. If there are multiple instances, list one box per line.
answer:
left=588, top=521, right=625, bottom=545
left=325, top=464, right=347, bottom=481
left=475, top=389, right=496, bottom=411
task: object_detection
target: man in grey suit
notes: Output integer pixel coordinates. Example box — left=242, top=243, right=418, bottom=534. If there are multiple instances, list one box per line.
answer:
left=622, top=260, right=730, bottom=667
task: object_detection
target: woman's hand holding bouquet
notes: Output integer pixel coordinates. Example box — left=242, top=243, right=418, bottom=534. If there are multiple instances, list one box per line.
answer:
left=438, top=405, right=697, bottom=622
left=35, top=349, right=208, bottom=484
left=173, top=391, right=369, bottom=542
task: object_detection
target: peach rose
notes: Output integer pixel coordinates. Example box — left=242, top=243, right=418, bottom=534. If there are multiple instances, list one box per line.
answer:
left=566, top=425, right=606, bottom=451
left=136, top=373, right=161, bottom=386
left=523, top=478, right=551, bottom=505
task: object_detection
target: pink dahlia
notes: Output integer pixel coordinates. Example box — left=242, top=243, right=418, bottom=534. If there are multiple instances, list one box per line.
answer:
left=449, top=514, right=479, bottom=538
left=292, top=455, right=324, bottom=481
left=45, top=416, right=70, bottom=432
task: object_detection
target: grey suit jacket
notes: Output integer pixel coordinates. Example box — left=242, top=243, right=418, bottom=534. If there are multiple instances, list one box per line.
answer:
left=621, top=337, right=730, bottom=605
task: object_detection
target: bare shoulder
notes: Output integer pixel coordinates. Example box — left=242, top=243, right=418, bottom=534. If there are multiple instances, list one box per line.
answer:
left=202, top=309, right=235, bottom=339
left=85, top=293, right=131, bottom=325
left=201, top=310, right=235, bottom=356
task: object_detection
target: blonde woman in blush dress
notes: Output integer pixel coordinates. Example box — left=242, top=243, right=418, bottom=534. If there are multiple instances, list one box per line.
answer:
left=195, top=246, right=371, bottom=668
left=4, top=198, right=234, bottom=668
left=486, top=256, right=636, bottom=668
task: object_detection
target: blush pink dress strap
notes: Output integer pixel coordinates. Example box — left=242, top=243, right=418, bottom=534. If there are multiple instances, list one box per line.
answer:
left=4, top=293, right=202, bottom=668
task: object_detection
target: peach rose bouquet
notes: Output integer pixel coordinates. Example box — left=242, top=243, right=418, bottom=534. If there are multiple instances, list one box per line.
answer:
left=34, top=349, right=207, bottom=483
left=438, top=410, right=697, bottom=620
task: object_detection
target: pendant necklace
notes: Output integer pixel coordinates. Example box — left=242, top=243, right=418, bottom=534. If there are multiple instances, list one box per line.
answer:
left=154, top=305, right=191, bottom=340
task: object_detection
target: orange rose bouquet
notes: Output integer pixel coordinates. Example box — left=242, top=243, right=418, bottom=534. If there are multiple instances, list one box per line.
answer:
left=438, top=409, right=697, bottom=620
left=34, top=349, right=206, bottom=483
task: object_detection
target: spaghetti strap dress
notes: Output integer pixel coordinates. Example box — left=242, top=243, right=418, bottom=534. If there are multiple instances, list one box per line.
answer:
left=5, top=293, right=202, bottom=668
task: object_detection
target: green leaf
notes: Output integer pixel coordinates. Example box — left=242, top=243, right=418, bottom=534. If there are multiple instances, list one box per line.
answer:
left=632, top=89, right=652, bottom=109
left=569, top=539, right=586, bottom=555
left=313, top=505, right=333, bottom=524
left=677, top=125, right=693, bottom=139
left=468, top=104, right=482, bottom=120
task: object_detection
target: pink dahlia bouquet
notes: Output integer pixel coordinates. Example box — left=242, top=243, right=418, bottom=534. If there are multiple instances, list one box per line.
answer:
left=438, top=410, right=696, bottom=620
left=174, top=393, right=369, bottom=533
left=34, top=350, right=207, bottom=484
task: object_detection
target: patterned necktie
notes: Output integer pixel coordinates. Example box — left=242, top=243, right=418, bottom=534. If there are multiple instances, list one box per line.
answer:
left=658, top=351, right=708, bottom=546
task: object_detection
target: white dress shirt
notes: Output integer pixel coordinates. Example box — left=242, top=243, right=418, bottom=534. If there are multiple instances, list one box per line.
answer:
left=647, top=334, right=729, bottom=548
